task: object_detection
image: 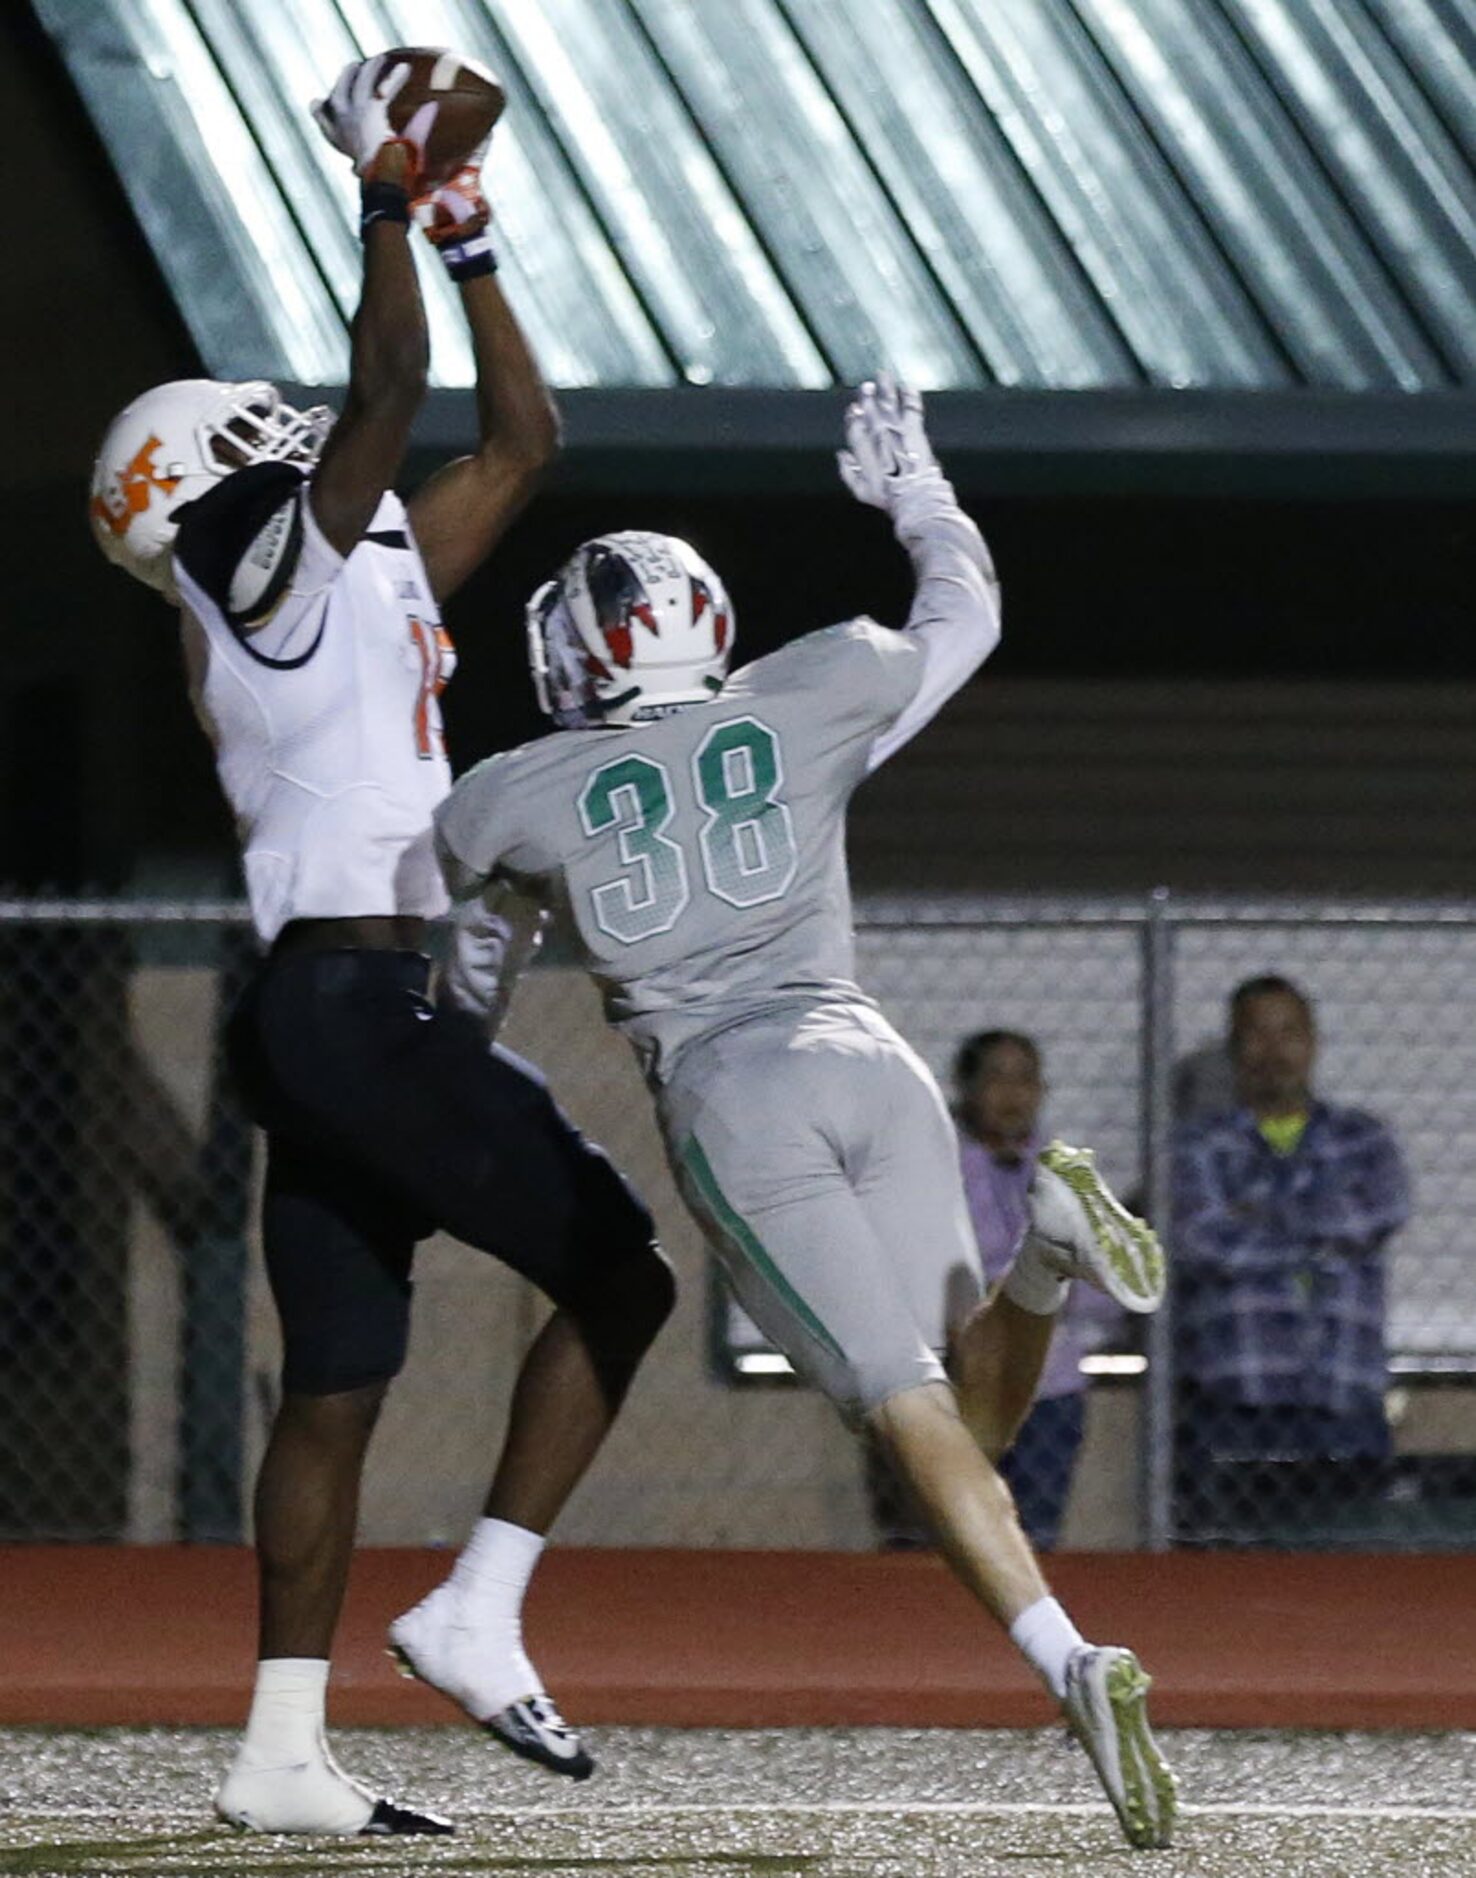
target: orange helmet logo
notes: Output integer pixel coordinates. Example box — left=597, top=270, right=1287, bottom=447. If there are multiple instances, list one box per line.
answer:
left=91, top=435, right=181, bottom=538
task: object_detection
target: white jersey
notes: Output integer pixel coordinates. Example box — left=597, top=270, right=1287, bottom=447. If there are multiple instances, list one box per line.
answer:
left=172, top=463, right=454, bottom=943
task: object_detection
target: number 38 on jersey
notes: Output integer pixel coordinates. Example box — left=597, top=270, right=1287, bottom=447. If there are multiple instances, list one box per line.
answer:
left=577, top=716, right=797, bottom=945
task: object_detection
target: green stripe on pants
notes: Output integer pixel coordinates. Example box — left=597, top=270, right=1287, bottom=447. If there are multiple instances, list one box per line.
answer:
left=679, top=1134, right=846, bottom=1366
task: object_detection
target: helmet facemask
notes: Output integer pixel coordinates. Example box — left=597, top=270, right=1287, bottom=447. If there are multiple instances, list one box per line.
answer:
left=201, top=382, right=333, bottom=473
left=527, top=579, right=611, bottom=729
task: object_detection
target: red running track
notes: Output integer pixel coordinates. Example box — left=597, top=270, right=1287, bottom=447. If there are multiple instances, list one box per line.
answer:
left=3, top=1547, right=1472, bottom=1730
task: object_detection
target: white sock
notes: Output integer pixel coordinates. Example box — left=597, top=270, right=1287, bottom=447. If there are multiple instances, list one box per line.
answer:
left=218, top=1658, right=373, bottom=1833
left=445, top=1518, right=546, bottom=1707
left=1001, top=1236, right=1070, bottom=1316
left=1009, top=1596, right=1087, bottom=1700
left=237, top=1657, right=330, bottom=1766
left=450, top=1516, right=546, bottom=1600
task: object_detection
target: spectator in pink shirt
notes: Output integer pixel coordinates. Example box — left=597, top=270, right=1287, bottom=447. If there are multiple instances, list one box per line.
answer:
left=868, top=1030, right=1121, bottom=1550
left=954, top=1031, right=1121, bottom=1548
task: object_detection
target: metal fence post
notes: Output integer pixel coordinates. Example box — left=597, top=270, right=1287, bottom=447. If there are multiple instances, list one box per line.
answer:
left=1141, top=888, right=1176, bottom=1550
left=177, top=925, right=254, bottom=1541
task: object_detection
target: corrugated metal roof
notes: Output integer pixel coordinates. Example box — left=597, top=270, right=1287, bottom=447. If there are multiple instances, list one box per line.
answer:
left=32, top=0, right=1476, bottom=391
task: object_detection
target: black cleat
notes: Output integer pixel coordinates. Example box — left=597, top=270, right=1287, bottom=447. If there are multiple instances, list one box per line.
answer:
left=388, top=1622, right=598, bottom=1782
left=361, top=1797, right=455, bottom=1835
left=486, top=1697, right=596, bottom=1781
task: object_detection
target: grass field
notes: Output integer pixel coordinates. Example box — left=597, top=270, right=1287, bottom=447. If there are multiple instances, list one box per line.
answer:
left=1, top=1725, right=1473, bottom=1877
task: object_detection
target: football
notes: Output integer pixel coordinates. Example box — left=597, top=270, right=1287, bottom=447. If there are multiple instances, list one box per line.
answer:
left=380, top=46, right=505, bottom=186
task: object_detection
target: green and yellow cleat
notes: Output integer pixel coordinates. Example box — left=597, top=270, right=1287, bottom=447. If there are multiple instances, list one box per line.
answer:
left=1062, top=1645, right=1178, bottom=1850
left=1031, top=1140, right=1166, bottom=1313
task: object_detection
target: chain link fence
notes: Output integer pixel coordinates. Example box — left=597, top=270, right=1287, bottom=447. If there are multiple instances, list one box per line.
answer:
left=0, top=905, right=255, bottom=1542
left=855, top=899, right=1476, bottom=1552
left=2, top=897, right=1473, bottom=1551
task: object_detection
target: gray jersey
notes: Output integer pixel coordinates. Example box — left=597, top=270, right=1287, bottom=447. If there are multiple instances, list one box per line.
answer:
left=436, top=618, right=924, bottom=1082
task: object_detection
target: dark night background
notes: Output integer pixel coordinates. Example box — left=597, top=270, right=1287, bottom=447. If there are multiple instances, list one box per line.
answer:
left=4, top=7, right=1472, bottom=898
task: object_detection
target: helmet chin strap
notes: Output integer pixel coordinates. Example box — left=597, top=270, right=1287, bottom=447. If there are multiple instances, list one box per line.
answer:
left=554, top=687, right=636, bottom=730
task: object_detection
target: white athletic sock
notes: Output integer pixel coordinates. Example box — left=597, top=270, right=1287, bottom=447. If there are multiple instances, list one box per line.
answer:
left=217, top=1658, right=373, bottom=1833
left=450, top=1516, right=546, bottom=1599
left=446, top=1518, right=547, bottom=1708
left=1001, top=1236, right=1070, bottom=1316
left=237, top=1657, right=331, bottom=1765
left=1009, top=1596, right=1088, bottom=1700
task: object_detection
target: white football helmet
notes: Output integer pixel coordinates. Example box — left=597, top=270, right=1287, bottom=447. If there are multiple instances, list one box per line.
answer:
left=89, top=379, right=332, bottom=601
left=527, top=530, right=734, bottom=728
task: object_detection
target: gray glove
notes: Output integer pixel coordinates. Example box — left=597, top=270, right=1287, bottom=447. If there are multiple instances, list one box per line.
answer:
left=837, top=373, right=959, bottom=541
left=445, top=886, right=548, bottom=1041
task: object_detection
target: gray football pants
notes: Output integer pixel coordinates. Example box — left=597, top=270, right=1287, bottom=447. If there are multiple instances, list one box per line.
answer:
left=659, top=1002, right=984, bottom=1422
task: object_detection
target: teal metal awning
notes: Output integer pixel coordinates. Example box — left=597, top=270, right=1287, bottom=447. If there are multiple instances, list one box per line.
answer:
left=32, top=0, right=1476, bottom=401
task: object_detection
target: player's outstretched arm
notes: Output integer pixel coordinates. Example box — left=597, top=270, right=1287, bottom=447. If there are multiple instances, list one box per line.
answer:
left=839, top=376, right=1002, bottom=773
left=405, top=160, right=561, bottom=603
left=307, top=55, right=433, bottom=559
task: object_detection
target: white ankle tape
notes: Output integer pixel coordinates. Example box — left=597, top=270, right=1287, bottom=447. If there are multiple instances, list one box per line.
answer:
left=1002, top=1238, right=1069, bottom=1315
left=452, top=1517, right=546, bottom=1594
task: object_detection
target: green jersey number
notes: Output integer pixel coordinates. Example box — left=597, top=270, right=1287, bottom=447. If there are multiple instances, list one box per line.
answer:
left=693, top=717, right=798, bottom=907
left=579, top=717, right=797, bottom=945
left=578, top=754, right=690, bottom=944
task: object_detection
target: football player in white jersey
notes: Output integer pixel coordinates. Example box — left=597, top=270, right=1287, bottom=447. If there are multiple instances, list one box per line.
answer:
left=432, top=379, right=1177, bottom=1850
left=89, top=55, right=673, bottom=1836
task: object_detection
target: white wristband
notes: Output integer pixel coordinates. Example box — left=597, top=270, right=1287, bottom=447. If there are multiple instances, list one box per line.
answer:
left=438, top=230, right=497, bottom=283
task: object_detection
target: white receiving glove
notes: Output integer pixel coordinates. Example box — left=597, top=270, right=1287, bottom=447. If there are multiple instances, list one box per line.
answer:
left=311, top=53, right=438, bottom=183
left=837, top=373, right=959, bottom=539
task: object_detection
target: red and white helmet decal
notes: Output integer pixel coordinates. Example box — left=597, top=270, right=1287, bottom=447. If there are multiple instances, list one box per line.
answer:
left=587, top=543, right=663, bottom=671
left=526, top=530, right=736, bottom=729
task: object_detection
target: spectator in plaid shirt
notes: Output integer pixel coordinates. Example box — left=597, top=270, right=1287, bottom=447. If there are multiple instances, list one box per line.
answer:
left=1171, top=975, right=1410, bottom=1537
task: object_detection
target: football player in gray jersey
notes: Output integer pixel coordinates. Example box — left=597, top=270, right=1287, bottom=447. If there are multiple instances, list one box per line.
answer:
left=433, top=379, right=1178, bottom=1850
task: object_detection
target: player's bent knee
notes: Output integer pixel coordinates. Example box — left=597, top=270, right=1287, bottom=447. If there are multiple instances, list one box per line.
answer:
left=863, top=1376, right=960, bottom=1442
left=279, top=1313, right=411, bottom=1397
left=849, top=1354, right=952, bottom=1431
left=274, top=1378, right=390, bottom=1441
left=573, top=1237, right=676, bottom=1342
left=564, top=1239, right=676, bottom=1403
